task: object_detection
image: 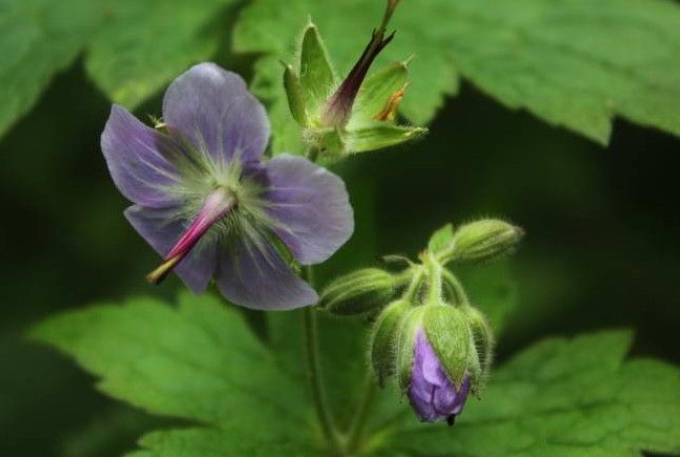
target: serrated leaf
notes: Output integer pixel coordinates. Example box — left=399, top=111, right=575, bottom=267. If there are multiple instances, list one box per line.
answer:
left=384, top=330, right=680, bottom=457
left=126, top=428, right=313, bottom=457
left=0, top=0, right=102, bottom=139
left=234, top=0, right=680, bottom=149
left=85, top=0, right=236, bottom=108
left=31, top=293, right=313, bottom=453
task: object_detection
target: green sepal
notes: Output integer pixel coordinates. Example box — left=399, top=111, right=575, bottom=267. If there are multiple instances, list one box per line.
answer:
left=283, top=64, right=308, bottom=126
left=342, top=121, right=428, bottom=153
left=422, top=305, right=474, bottom=388
left=320, top=268, right=398, bottom=316
left=396, top=306, right=427, bottom=393
left=442, top=219, right=524, bottom=264
left=352, top=60, right=409, bottom=122
left=461, top=305, right=495, bottom=391
left=370, top=299, right=412, bottom=386
left=299, top=22, right=336, bottom=117
left=427, top=223, right=455, bottom=256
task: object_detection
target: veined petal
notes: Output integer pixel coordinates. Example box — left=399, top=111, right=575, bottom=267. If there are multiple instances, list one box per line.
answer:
left=124, top=205, right=217, bottom=293
left=262, top=154, right=354, bottom=265
left=101, top=105, right=185, bottom=208
left=215, top=228, right=317, bottom=310
left=163, top=63, right=269, bottom=164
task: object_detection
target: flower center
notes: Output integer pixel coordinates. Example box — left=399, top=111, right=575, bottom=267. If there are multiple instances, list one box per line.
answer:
left=146, top=187, right=236, bottom=284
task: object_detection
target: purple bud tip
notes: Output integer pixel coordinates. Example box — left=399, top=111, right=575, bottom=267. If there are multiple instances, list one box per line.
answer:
left=322, top=29, right=395, bottom=127
left=146, top=188, right=236, bottom=285
left=408, top=330, right=471, bottom=424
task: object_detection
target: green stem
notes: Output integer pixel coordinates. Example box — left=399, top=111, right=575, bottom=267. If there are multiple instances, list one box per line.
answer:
left=302, top=267, right=344, bottom=453
left=442, top=269, right=470, bottom=306
left=346, top=373, right=378, bottom=454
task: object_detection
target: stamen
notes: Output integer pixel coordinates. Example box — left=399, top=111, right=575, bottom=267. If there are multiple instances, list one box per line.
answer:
left=146, top=188, right=236, bottom=285
left=375, top=83, right=409, bottom=121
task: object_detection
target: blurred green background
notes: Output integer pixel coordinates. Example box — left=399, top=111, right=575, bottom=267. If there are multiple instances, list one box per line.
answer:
left=2, top=12, right=680, bottom=457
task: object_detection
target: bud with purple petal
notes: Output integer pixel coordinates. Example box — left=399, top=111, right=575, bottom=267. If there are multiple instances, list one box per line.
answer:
left=396, top=304, right=478, bottom=424
left=283, top=0, right=426, bottom=158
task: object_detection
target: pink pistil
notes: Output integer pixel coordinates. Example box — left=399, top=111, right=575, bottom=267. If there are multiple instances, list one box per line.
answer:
left=146, top=188, right=235, bottom=284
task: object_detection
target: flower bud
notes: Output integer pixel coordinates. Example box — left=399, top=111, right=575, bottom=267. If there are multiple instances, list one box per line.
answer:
left=445, top=219, right=524, bottom=264
left=370, top=299, right=411, bottom=386
left=408, top=329, right=471, bottom=424
left=320, top=268, right=398, bottom=316
left=397, top=305, right=477, bottom=423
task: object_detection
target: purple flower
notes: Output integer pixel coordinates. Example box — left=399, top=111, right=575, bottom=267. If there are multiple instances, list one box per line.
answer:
left=408, top=330, right=471, bottom=424
left=101, top=63, right=354, bottom=310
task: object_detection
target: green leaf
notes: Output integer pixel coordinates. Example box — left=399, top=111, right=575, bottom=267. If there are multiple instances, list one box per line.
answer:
left=384, top=330, right=680, bottom=457
left=125, top=428, right=312, bottom=457
left=31, top=293, right=314, bottom=453
left=234, top=0, right=680, bottom=148
left=0, top=0, right=102, bottom=139
left=85, top=0, right=236, bottom=108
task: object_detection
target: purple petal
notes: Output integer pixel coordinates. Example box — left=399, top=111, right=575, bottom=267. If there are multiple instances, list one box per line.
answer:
left=214, top=228, right=317, bottom=310
left=261, top=154, right=354, bottom=264
left=124, top=205, right=217, bottom=293
left=101, top=105, right=185, bottom=208
left=162, top=63, right=269, bottom=163
left=408, top=330, right=470, bottom=423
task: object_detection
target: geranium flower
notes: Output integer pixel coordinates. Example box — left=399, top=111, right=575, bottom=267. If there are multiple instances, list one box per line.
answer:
left=101, top=63, right=354, bottom=310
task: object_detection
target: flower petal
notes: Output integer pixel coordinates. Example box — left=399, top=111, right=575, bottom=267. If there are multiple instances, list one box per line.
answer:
left=101, top=105, right=185, bottom=208
left=262, top=154, right=354, bottom=264
left=124, top=205, right=217, bottom=293
left=163, top=63, right=269, bottom=163
left=215, top=229, right=317, bottom=310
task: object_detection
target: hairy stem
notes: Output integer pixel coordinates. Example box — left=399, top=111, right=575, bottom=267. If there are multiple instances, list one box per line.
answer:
left=302, top=267, right=344, bottom=453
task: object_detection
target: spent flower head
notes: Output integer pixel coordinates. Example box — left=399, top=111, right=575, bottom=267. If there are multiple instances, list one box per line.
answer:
left=101, top=63, right=354, bottom=310
left=283, top=0, right=426, bottom=158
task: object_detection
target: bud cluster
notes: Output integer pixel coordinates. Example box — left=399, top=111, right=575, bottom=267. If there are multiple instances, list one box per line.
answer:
left=319, top=218, right=523, bottom=423
left=283, top=0, right=426, bottom=159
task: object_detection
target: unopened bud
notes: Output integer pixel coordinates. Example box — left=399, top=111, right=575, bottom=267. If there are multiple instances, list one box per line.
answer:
left=445, top=219, right=524, bottom=263
left=399, top=312, right=473, bottom=424
left=320, top=268, right=398, bottom=315
left=370, top=299, right=411, bottom=386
